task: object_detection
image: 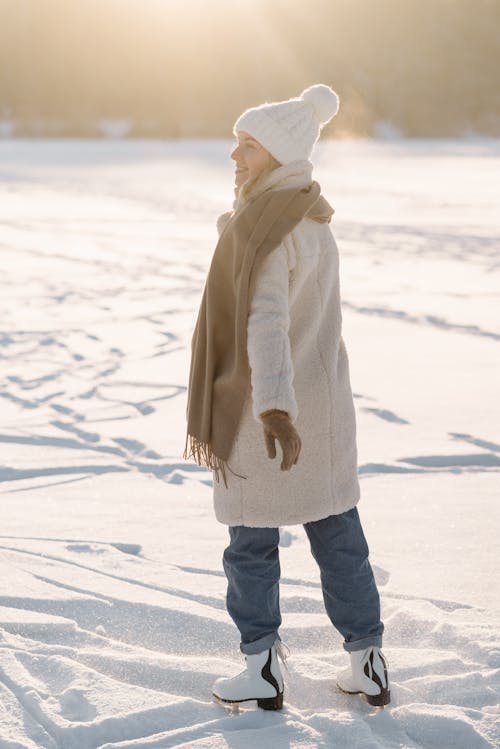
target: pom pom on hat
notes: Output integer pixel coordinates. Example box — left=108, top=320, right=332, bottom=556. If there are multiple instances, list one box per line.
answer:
left=300, top=84, right=340, bottom=125
left=233, top=82, right=340, bottom=165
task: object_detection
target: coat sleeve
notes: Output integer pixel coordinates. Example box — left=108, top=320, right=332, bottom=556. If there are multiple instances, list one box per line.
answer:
left=247, top=238, right=298, bottom=423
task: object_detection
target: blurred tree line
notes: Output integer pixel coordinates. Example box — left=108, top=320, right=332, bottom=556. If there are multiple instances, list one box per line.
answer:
left=0, top=0, right=499, bottom=138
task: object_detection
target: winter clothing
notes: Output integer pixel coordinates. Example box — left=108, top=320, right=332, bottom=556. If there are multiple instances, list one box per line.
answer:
left=212, top=642, right=285, bottom=710
left=207, top=86, right=387, bottom=713
left=182, top=174, right=333, bottom=488
left=260, top=408, right=301, bottom=470
left=212, top=158, right=360, bottom=527
left=233, top=83, right=339, bottom=165
left=223, top=508, right=383, bottom=655
left=337, top=646, right=391, bottom=706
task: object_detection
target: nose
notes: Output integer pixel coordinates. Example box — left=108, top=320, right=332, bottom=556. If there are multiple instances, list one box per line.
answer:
left=231, top=144, right=242, bottom=161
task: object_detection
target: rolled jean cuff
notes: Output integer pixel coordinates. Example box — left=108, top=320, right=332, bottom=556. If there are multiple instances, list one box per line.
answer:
left=343, top=634, right=383, bottom=653
left=240, top=632, right=280, bottom=655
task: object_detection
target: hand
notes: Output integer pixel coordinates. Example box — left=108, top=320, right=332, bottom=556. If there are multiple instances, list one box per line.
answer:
left=260, top=409, right=302, bottom=471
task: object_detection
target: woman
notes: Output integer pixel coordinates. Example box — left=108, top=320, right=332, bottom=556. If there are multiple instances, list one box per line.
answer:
left=183, top=84, right=389, bottom=710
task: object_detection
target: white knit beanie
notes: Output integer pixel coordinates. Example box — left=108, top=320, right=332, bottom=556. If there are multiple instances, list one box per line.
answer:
left=233, top=83, right=340, bottom=165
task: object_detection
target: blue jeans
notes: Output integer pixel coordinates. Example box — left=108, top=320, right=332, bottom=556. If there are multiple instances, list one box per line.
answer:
left=222, top=507, right=384, bottom=655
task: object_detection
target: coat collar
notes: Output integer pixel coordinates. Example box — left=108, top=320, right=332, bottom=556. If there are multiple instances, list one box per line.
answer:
left=233, top=159, right=314, bottom=211
left=216, top=159, right=331, bottom=236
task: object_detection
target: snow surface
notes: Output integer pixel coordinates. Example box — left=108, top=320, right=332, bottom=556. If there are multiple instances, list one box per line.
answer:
left=0, top=137, right=499, bottom=748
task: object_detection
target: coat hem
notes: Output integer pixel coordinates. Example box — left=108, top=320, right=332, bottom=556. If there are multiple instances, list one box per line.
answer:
left=214, top=493, right=360, bottom=528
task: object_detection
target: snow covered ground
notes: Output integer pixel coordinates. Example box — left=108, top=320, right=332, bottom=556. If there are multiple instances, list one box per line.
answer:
left=0, top=137, right=499, bottom=748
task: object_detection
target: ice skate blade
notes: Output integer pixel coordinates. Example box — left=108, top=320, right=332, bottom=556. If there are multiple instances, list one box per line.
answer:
left=337, top=684, right=391, bottom=708
left=213, top=691, right=284, bottom=711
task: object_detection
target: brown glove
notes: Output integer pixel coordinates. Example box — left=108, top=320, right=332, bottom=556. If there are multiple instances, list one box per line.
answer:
left=259, top=408, right=302, bottom=471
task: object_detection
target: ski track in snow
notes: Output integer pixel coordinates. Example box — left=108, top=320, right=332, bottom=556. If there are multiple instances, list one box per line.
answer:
left=0, top=139, right=499, bottom=748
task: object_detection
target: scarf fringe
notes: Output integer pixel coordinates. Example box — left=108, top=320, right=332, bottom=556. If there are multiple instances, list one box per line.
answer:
left=183, top=433, right=229, bottom=489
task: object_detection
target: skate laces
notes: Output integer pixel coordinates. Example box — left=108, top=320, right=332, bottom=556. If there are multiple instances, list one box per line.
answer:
left=275, top=640, right=291, bottom=673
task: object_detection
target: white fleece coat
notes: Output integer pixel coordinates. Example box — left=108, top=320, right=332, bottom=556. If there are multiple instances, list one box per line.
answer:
left=212, top=160, right=360, bottom=527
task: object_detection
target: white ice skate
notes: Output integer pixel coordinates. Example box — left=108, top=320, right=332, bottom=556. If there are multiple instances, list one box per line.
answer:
left=336, top=646, right=390, bottom=707
left=212, top=641, right=287, bottom=710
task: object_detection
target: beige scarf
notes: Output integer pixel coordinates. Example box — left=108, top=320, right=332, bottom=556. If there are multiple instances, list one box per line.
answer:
left=182, top=178, right=334, bottom=487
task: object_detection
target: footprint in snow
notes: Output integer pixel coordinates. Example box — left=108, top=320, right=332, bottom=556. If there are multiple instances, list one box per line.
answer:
left=362, top=407, right=410, bottom=425
left=66, top=543, right=105, bottom=554
left=65, top=542, right=142, bottom=556
left=279, top=528, right=298, bottom=547
left=58, top=687, right=97, bottom=722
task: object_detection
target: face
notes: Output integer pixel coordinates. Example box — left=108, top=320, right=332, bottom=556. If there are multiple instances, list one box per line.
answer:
left=230, top=131, right=274, bottom=194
